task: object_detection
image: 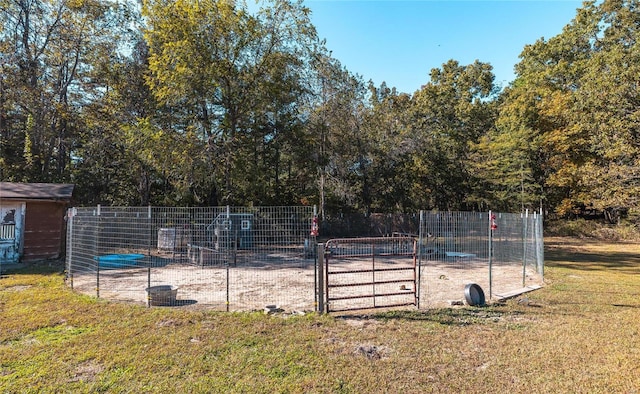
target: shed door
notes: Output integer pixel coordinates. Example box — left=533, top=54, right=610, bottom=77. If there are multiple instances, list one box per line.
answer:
left=0, top=202, right=25, bottom=264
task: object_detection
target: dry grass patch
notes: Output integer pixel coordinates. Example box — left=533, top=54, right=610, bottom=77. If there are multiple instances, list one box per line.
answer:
left=2, top=239, right=640, bottom=392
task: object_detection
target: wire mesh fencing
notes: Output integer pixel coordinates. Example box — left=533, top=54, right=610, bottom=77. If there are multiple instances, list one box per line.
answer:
left=66, top=206, right=318, bottom=311
left=66, top=207, right=544, bottom=312
left=418, top=210, right=544, bottom=307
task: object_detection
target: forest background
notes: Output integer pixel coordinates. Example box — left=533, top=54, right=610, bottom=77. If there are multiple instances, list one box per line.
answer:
left=1, top=0, right=639, bottom=232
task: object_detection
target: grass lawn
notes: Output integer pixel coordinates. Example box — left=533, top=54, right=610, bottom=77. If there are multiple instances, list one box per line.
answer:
left=1, top=237, right=639, bottom=393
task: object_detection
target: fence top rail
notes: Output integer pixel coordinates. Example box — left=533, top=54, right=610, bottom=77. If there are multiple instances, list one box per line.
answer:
left=325, top=236, right=417, bottom=245
left=324, top=236, right=417, bottom=258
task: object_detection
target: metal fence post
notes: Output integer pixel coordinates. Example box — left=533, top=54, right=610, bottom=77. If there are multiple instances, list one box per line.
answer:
left=67, top=208, right=75, bottom=289
left=147, top=205, right=152, bottom=307
left=226, top=260, right=230, bottom=312
left=535, top=212, right=544, bottom=277
left=417, top=210, right=424, bottom=309
left=488, top=210, right=493, bottom=300
left=316, top=242, right=325, bottom=314
left=522, top=209, right=529, bottom=287
left=95, top=204, right=101, bottom=299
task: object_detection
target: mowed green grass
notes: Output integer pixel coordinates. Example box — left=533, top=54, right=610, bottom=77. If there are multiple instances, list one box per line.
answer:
left=1, top=237, right=639, bottom=393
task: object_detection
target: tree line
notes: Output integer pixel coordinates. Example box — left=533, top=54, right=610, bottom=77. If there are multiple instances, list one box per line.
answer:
left=1, top=0, right=638, bottom=222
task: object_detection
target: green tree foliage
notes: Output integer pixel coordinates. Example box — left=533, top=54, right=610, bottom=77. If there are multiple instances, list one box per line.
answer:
left=306, top=52, right=369, bottom=217
left=0, top=0, right=134, bottom=184
left=494, top=0, right=640, bottom=220
left=411, top=60, right=498, bottom=211
left=362, top=82, right=414, bottom=212
left=71, top=33, right=160, bottom=206
left=143, top=0, right=319, bottom=205
left=3, top=0, right=640, bottom=223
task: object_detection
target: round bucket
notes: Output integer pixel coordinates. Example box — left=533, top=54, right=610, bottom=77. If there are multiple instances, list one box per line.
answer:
left=146, top=285, right=178, bottom=306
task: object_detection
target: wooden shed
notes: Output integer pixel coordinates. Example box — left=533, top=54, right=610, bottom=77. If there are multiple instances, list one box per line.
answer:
left=0, top=182, right=74, bottom=264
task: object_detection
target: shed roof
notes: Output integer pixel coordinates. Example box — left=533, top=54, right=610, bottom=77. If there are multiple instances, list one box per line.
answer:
left=0, top=182, right=74, bottom=201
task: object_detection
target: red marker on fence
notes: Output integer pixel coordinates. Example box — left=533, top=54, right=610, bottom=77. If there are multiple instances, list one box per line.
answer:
left=311, top=216, right=319, bottom=236
left=490, top=213, right=498, bottom=230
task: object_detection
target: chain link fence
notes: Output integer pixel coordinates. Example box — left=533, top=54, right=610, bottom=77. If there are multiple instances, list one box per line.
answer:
left=66, top=207, right=543, bottom=312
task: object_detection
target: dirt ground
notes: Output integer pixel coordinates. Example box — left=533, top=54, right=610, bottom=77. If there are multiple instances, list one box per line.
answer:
left=69, top=250, right=542, bottom=312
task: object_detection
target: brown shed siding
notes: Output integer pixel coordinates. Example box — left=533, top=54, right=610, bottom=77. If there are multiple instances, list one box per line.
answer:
left=22, top=201, right=67, bottom=261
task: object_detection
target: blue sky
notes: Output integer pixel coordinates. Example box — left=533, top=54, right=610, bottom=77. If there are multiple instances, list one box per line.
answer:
left=302, top=0, right=584, bottom=93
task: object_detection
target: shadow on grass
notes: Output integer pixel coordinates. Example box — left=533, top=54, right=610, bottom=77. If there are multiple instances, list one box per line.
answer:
left=146, top=299, right=198, bottom=307
left=0, top=259, right=65, bottom=276
left=545, top=247, right=640, bottom=274
left=551, top=286, right=640, bottom=297
left=172, top=299, right=198, bottom=307
left=543, top=284, right=640, bottom=310
left=612, top=304, right=640, bottom=309
left=337, top=306, right=523, bottom=326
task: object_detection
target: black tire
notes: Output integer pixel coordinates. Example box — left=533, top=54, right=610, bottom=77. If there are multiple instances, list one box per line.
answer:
left=464, top=283, right=485, bottom=306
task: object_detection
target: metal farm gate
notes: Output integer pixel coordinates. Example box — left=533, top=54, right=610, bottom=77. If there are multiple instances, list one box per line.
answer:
left=320, top=237, right=418, bottom=313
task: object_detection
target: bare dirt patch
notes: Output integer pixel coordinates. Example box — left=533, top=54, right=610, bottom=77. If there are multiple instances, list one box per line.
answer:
left=69, top=250, right=542, bottom=312
left=69, top=360, right=105, bottom=383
